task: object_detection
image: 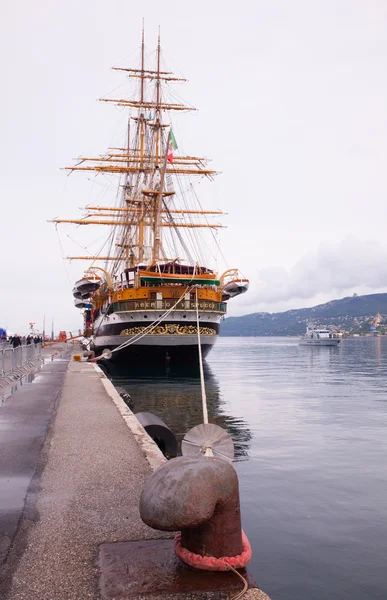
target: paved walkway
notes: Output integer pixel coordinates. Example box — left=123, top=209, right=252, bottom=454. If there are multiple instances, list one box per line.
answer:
left=0, top=348, right=70, bottom=569
left=1, top=356, right=167, bottom=600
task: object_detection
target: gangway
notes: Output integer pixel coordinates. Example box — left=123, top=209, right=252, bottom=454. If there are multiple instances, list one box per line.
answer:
left=42, top=334, right=86, bottom=347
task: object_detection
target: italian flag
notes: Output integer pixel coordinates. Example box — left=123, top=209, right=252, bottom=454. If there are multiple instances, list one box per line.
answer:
left=167, top=129, right=178, bottom=164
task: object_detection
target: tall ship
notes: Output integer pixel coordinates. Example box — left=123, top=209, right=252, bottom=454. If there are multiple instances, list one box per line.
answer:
left=53, top=29, right=249, bottom=364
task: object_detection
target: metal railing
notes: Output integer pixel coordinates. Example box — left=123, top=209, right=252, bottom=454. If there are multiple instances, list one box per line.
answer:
left=0, top=343, right=42, bottom=378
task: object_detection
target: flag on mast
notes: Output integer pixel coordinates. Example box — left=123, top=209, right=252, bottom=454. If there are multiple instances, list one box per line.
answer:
left=167, top=129, right=178, bottom=164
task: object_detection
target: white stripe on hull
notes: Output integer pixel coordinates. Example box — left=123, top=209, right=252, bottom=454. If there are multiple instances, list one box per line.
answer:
left=299, top=339, right=340, bottom=346
left=94, top=310, right=222, bottom=329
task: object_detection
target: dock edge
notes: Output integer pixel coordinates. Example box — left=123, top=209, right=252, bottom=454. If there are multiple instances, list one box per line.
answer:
left=92, top=363, right=166, bottom=471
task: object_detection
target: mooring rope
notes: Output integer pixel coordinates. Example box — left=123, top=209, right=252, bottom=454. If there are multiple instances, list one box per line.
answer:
left=195, top=287, right=208, bottom=424
left=226, top=563, right=249, bottom=600
left=195, top=287, right=214, bottom=457
left=91, top=285, right=194, bottom=361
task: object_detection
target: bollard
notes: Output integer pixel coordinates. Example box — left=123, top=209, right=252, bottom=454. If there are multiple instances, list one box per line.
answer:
left=140, top=456, right=251, bottom=570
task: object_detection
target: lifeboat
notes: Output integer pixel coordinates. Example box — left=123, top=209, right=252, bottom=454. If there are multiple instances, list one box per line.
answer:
left=72, top=277, right=100, bottom=299
left=74, top=299, right=92, bottom=309
left=222, top=279, right=249, bottom=302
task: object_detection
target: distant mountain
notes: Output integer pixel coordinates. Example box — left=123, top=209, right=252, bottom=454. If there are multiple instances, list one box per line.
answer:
left=220, top=293, right=387, bottom=336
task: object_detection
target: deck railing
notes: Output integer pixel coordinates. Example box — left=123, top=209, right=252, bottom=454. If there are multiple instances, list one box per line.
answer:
left=108, top=299, right=227, bottom=314
left=0, top=343, right=42, bottom=377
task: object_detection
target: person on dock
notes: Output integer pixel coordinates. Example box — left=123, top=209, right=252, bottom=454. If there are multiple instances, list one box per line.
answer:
left=10, top=335, right=22, bottom=348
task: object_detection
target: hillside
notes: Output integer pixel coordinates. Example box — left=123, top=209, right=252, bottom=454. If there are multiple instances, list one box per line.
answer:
left=220, top=293, right=387, bottom=336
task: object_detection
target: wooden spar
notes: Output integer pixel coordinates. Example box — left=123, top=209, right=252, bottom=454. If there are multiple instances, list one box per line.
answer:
left=99, top=99, right=196, bottom=111
left=51, top=218, right=224, bottom=228
left=139, top=26, right=145, bottom=171
left=156, top=29, right=161, bottom=107
left=155, top=125, right=160, bottom=167
left=128, top=74, right=187, bottom=82
left=134, top=24, right=146, bottom=260
left=154, top=31, right=161, bottom=170
left=106, top=153, right=209, bottom=161
left=138, top=25, right=147, bottom=263
left=152, top=33, right=166, bottom=265
left=141, top=23, right=145, bottom=104
left=127, top=117, right=130, bottom=171
left=68, top=256, right=121, bottom=260
left=64, top=165, right=217, bottom=175
left=84, top=206, right=225, bottom=215
left=112, top=67, right=172, bottom=75
left=76, top=156, right=209, bottom=165
left=109, top=147, right=141, bottom=152
left=85, top=213, right=223, bottom=219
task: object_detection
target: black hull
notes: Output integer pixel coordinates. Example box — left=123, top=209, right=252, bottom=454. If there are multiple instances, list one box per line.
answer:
left=92, top=342, right=214, bottom=367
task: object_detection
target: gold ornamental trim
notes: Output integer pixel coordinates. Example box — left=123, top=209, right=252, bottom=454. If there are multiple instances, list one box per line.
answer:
left=119, top=324, right=217, bottom=336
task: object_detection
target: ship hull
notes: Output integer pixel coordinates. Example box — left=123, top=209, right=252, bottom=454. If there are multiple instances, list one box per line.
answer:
left=91, top=310, right=221, bottom=365
left=92, top=335, right=216, bottom=365
left=299, top=339, right=340, bottom=346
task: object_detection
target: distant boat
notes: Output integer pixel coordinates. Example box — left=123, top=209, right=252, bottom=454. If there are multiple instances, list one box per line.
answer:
left=299, top=324, right=340, bottom=346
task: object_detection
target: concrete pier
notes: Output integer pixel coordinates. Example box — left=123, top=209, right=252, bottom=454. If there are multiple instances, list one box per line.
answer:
left=0, top=347, right=271, bottom=600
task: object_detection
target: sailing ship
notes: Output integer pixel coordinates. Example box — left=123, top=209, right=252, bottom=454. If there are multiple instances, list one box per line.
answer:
left=53, top=29, right=249, bottom=364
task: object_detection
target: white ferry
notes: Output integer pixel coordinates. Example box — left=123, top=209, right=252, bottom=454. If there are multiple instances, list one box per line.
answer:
left=299, top=324, right=340, bottom=346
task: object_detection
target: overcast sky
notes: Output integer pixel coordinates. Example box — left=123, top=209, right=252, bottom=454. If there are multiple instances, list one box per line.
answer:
left=1, top=0, right=387, bottom=334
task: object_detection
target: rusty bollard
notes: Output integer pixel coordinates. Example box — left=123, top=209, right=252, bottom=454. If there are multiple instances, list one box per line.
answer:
left=140, top=456, right=251, bottom=569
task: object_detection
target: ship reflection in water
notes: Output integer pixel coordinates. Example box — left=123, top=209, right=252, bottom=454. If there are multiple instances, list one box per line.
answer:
left=101, top=361, right=252, bottom=461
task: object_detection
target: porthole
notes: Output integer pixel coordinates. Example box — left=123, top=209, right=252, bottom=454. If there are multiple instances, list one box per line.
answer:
left=183, top=315, right=186, bottom=319
left=144, top=315, right=148, bottom=319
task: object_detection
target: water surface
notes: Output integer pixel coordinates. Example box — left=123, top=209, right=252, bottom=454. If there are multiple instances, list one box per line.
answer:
left=104, top=337, right=387, bottom=600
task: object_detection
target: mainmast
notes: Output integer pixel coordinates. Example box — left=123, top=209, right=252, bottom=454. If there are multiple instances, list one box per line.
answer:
left=139, top=22, right=145, bottom=169
left=138, top=22, right=146, bottom=262
left=54, top=29, right=222, bottom=273
left=152, top=29, right=163, bottom=264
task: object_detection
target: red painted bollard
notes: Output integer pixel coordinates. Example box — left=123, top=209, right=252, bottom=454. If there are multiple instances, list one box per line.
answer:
left=140, top=456, right=251, bottom=571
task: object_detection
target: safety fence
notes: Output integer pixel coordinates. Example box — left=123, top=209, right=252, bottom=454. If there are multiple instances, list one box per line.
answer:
left=0, top=343, right=42, bottom=378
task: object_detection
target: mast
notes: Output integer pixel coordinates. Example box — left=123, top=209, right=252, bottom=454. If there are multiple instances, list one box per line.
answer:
left=152, top=28, right=163, bottom=264
left=139, top=22, right=145, bottom=170
left=138, top=22, right=146, bottom=262
left=56, top=29, right=221, bottom=278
